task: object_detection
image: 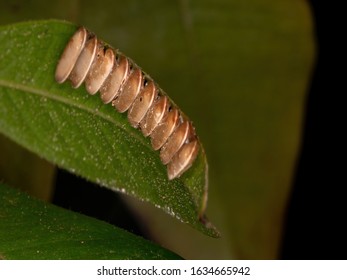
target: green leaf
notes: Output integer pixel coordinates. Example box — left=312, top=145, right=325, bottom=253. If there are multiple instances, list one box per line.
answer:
left=0, top=20, right=218, bottom=237
left=0, top=183, right=181, bottom=259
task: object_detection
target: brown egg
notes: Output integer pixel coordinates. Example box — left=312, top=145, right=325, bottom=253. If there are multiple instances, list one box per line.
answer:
left=150, top=107, right=180, bottom=150
left=160, top=120, right=192, bottom=165
left=167, top=139, right=199, bottom=180
left=112, top=68, right=142, bottom=113
left=55, top=27, right=87, bottom=84
left=69, top=36, right=97, bottom=88
left=100, top=55, right=129, bottom=104
left=140, top=95, right=169, bottom=137
left=128, top=80, right=157, bottom=128
left=85, top=47, right=114, bottom=95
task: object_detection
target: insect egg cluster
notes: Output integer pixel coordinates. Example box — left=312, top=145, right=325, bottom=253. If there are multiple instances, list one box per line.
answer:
left=55, top=27, right=200, bottom=180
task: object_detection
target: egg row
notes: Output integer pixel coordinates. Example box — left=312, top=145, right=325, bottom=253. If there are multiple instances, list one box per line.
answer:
left=55, top=27, right=199, bottom=180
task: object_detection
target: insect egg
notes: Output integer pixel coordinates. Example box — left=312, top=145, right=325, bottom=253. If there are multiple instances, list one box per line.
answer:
left=128, top=80, right=157, bottom=128
left=100, top=55, right=129, bottom=104
left=85, top=47, right=114, bottom=95
left=55, top=27, right=87, bottom=84
left=160, top=120, right=192, bottom=165
left=112, top=67, right=142, bottom=113
left=69, top=36, right=97, bottom=88
left=150, top=107, right=180, bottom=150
left=167, top=139, right=199, bottom=180
left=140, top=94, right=169, bottom=137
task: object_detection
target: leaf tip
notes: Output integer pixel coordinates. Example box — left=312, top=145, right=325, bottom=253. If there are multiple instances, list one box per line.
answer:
left=199, top=215, right=221, bottom=238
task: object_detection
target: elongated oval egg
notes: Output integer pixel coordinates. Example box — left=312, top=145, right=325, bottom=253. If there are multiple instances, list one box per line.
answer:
left=55, top=27, right=87, bottom=84
left=112, top=68, right=142, bottom=113
left=69, top=36, right=98, bottom=88
left=160, top=120, right=192, bottom=165
left=85, top=47, right=114, bottom=95
left=167, top=139, right=199, bottom=180
left=128, top=80, right=157, bottom=128
left=100, top=55, right=129, bottom=104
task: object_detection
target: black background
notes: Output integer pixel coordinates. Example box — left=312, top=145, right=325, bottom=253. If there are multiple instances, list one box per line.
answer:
left=280, top=1, right=345, bottom=259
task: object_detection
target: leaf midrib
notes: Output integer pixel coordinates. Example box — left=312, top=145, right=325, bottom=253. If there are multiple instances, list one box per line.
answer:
left=0, top=78, right=151, bottom=149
